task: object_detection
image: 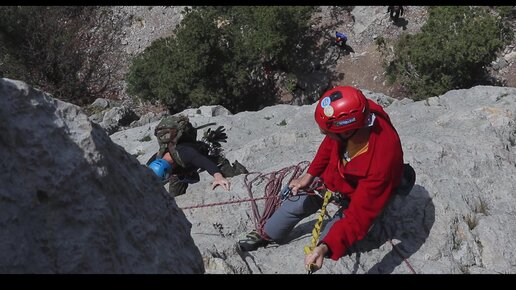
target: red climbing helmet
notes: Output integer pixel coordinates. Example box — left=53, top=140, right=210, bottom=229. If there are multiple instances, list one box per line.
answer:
left=314, top=86, right=370, bottom=133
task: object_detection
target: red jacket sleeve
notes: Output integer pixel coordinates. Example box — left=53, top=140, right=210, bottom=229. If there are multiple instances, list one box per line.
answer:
left=307, top=136, right=333, bottom=177
left=321, top=164, right=399, bottom=259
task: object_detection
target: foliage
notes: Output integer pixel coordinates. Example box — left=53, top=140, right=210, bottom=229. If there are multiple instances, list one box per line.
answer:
left=126, top=6, right=314, bottom=114
left=139, top=135, right=152, bottom=142
left=0, top=6, right=124, bottom=105
left=285, top=73, right=298, bottom=93
left=494, top=6, right=514, bottom=19
left=385, top=6, right=513, bottom=100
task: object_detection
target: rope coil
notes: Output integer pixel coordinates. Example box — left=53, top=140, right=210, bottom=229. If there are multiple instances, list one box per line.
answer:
left=244, top=161, right=310, bottom=237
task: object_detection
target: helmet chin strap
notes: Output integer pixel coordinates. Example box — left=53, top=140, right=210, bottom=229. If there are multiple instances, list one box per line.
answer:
left=337, top=129, right=358, bottom=142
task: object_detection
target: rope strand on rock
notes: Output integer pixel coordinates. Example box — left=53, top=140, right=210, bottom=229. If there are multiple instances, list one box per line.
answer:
left=181, top=196, right=271, bottom=210
left=180, top=161, right=310, bottom=221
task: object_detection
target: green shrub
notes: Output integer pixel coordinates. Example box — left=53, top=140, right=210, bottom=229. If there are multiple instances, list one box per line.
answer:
left=126, top=6, right=314, bottom=114
left=277, top=119, right=287, bottom=126
left=139, top=135, right=152, bottom=142
left=0, top=6, right=123, bottom=105
left=494, top=6, right=514, bottom=19
left=386, top=6, right=513, bottom=100
left=285, top=73, right=298, bottom=93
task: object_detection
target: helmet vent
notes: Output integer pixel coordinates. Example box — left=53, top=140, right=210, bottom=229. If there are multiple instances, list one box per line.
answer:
left=329, top=91, right=342, bottom=102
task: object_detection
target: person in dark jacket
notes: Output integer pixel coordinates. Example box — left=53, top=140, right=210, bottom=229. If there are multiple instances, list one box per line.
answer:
left=335, top=31, right=348, bottom=48
left=157, top=143, right=231, bottom=196
left=148, top=117, right=247, bottom=197
left=387, top=6, right=404, bottom=21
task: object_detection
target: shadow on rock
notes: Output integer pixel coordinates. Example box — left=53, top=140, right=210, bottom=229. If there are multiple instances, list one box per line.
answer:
left=350, top=184, right=434, bottom=274
left=393, top=17, right=408, bottom=30
left=339, top=43, right=355, bottom=54
left=286, top=184, right=434, bottom=274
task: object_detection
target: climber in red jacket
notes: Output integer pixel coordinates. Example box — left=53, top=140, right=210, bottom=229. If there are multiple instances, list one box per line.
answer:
left=238, top=86, right=406, bottom=273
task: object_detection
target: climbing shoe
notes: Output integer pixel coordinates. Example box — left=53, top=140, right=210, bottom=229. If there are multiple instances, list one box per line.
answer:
left=237, top=230, right=270, bottom=252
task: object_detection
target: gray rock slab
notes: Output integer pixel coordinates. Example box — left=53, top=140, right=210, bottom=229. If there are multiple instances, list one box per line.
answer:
left=0, top=78, right=204, bottom=273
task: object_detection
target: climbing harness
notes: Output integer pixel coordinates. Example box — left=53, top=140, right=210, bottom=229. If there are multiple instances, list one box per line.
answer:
left=280, top=177, right=326, bottom=200
left=279, top=184, right=291, bottom=201
left=304, top=187, right=333, bottom=274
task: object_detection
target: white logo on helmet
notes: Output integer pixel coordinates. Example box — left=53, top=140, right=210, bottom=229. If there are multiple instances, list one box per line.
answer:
left=324, top=105, right=334, bottom=117
left=321, top=97, right=331, bottom=108
left=334, top=117, right=356, bottom=127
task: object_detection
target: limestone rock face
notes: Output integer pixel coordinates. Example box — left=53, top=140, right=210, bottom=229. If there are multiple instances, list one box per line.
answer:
left=113, top=86, right=516, bottom=274
left=0, top=78, right=204, bottom=273
left=3, top=75, right=515, bottom=274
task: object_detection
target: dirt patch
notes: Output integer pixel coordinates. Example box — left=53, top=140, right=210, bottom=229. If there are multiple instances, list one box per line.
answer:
left=334, top=44, right=390, bottom=95
left=324, top=6, right=429, bottom=99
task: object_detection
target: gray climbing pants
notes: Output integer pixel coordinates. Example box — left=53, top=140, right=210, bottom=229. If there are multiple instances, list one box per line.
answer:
left=262, top=167, right=415, bottom=242
left=263, top=194, right=349, bottom=242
